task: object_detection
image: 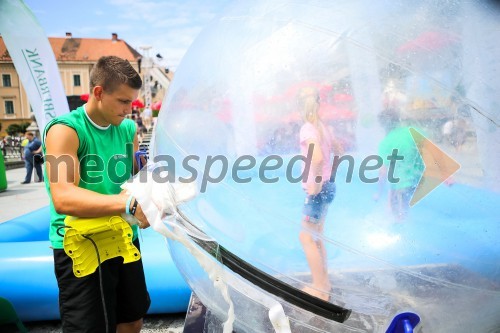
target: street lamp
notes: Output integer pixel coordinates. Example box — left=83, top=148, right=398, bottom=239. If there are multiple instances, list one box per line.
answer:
left=139, top=46, right=153, bottom=108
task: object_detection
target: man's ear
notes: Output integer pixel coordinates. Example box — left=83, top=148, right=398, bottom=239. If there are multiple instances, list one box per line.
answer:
left=93, top=86, right=104, bottom=101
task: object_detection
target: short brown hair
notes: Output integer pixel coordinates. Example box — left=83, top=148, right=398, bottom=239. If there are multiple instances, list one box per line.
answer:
left=90, top=56, right=142, bottom=93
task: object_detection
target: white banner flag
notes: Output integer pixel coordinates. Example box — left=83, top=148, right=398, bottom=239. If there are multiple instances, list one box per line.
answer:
left=0, top=0, right=70, bottom=131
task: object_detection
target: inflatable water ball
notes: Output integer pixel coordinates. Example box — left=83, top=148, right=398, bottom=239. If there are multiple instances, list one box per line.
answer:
left=152, top=0, right=500, bottom=332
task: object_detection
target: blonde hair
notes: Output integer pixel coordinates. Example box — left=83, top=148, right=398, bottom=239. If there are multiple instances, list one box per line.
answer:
left=297, top=87, right=320, bottom=123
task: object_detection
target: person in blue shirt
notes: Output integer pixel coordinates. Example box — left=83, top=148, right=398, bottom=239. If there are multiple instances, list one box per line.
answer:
left=20, top=131, right=43, bottom=184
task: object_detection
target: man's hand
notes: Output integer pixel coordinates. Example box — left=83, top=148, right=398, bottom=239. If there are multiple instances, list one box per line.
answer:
left=132, top=200, right=150, bottom=229
left=121, top=190, right=150, bottom=229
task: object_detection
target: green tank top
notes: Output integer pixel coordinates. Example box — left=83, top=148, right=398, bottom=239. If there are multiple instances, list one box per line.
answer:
left=43, top=105, right=138, bottom=249
left=378, top=126, right=425, bottom=190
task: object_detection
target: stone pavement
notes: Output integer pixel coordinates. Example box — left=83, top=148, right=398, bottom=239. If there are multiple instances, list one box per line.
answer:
left=0, top=167, right=49, bottom=223
left=0, top=166, right=186, bottom=332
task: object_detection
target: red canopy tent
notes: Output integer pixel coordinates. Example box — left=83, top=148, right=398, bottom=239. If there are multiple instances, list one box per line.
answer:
left=318, top=103, right=355, bottom=121
left=397, top=30, right=458, bottom=54
left=132, top=99, right=145, bottom=108
left=151, top=101, right=162, bottom=111
left=80, top=93, right=89, bottom=102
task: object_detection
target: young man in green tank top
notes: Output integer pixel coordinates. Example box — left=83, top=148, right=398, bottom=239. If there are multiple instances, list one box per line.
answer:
left=43, top=56, right=151, bottom=333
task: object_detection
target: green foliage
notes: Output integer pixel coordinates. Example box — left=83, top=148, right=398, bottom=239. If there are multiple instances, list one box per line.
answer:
left=20, top=122, right=30, bottom=132
left=6, top=124, right=22, bottom=136
left=6, top=122, right=30, bottom=136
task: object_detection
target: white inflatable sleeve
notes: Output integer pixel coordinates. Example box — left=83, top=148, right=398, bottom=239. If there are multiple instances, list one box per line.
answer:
left=121, top=169, right=290, bottom=333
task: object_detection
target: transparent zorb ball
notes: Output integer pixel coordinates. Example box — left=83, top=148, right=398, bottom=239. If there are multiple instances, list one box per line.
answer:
left=150, top=1, right=500, bottom=332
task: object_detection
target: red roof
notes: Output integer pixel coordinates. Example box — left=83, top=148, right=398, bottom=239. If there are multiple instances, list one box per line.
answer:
left=0, top=34, right=141, bottom=62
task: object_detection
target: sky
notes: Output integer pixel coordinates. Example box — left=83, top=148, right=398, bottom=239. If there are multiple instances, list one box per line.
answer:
left=23, top=0, right=233, bottom=71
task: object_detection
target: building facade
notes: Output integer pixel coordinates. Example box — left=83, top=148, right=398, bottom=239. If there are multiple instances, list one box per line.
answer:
left=0, top=32, right=170, bottom=137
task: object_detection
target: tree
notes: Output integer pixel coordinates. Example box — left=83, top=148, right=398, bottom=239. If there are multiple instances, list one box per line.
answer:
left=20, top=122, right=30, bottom=133
left=6, top=122, right=30, bottom=136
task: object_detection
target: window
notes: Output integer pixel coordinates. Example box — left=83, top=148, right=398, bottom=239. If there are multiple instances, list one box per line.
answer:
left=73, top=74, right=81, bottom=87
left=5, top=100, right=14, bottom=115
left=2, top=74, right=11, bottom=87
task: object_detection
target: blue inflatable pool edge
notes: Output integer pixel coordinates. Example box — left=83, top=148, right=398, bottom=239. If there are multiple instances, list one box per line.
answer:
left=0, top=206, right=191, bottom=322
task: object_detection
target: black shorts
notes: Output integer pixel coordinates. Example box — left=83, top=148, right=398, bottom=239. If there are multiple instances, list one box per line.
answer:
left=53, top=239, right=150, bottom=333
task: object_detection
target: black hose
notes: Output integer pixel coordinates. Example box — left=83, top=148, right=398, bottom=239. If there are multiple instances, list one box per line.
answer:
left=58, top=225, right=109, bottom=333
left=81, top=234, right=109, bottom=333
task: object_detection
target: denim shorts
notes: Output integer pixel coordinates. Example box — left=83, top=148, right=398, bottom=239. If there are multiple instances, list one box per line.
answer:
left=303, top=181, right=336, bottom=223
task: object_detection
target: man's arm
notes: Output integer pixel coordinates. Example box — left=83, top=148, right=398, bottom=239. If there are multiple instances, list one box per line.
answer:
left=132, top=128, right=139, bottom=174
left=129, top=125, right=151, bottom=227
left=45, top=124, right=130, bottom=218
left=33, top=138, right=42, bottom=154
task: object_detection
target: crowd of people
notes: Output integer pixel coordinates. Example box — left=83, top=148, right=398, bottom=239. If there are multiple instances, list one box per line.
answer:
left=130, top=104, right=154, bottom=143
left=1, top=135, right=23, bottom=158
left=1, top=133, right=44, bottom=183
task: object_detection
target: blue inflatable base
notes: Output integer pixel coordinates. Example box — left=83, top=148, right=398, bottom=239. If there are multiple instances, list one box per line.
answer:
left=0, top=207, right=191, bottom=321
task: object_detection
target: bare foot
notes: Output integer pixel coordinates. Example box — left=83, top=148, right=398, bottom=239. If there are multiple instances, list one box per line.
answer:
left=302, top=286, right=331, bottom=302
